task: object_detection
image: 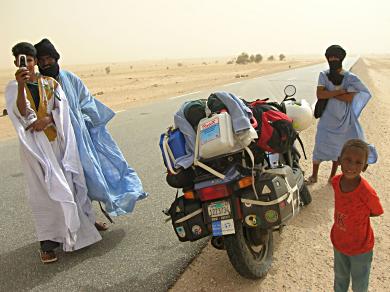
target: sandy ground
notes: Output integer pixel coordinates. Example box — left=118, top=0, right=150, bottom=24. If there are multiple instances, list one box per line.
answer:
left=0, top=56, right=321, bottom=140
left=170, top=57, right=390, bottom=292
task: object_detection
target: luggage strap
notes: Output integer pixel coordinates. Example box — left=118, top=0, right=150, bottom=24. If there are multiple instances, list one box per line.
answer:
left=175, top=208, right=203, bottom=224
left=98, top=202, right=114, bottom=223
left=193, top=127, right=226, bottom=179
left=162, top=128, right=178, bottom=174
left=241, top=173, right=299, bottom=215
left=296, top=134, right=307, bottom=159
left=193, top=125, right=257, bottom=183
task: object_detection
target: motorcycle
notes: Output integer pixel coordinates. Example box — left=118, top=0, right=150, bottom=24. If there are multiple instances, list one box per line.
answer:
left=163, top=85, right=312, bottom=279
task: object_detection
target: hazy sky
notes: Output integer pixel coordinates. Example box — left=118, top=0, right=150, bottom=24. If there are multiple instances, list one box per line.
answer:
left=0, top=0, right=389, bottom=69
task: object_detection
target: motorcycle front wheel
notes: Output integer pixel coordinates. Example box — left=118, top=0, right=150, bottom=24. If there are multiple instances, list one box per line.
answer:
left=224, top=223, right=273, bottom=279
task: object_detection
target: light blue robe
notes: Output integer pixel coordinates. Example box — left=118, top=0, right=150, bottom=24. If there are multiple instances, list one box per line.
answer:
left=313, top=70, right=377, bottom=164
left=58, top=70, right=147, bottom=216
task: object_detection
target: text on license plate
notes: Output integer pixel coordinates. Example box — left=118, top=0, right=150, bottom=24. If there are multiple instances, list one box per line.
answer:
left=207, top=200, right=231, bottom=218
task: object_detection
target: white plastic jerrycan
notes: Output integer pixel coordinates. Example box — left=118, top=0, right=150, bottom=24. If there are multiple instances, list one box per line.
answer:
left=197, top=112, right=257, bottom=159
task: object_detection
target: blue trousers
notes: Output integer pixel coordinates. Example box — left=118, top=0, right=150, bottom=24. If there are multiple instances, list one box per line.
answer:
left=334, top=248, right=373, bottom=292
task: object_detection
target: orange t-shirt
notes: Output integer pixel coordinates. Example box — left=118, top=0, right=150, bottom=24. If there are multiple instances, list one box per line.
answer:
left=331, top=175, right=384, bottom=256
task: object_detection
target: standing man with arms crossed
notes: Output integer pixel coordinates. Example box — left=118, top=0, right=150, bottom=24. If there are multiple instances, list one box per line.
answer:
left=34, top=39, right=147, bottom=222
left=307, top=45, right=376, bottom=185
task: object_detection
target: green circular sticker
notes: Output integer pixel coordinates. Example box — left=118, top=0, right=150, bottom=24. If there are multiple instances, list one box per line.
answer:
left=264, top=210, right=279, bottom=223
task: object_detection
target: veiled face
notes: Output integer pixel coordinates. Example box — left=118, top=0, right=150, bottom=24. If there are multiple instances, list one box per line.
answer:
left=327, top=56, right=341, bottom=62
left=37, top=55, right=56, bottom=69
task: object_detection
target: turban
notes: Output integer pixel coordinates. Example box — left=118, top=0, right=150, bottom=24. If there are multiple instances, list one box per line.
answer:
left=325, top=45, right=346, bottom=61
left=34, top=38, right=60, bottom=60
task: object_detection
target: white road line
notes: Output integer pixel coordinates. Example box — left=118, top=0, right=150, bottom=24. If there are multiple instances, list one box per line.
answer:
left=115, top=110, right=125, bottom=113
left=169, top=91, right=201, bottom=100
left=223, top=81, right=242, bottom=87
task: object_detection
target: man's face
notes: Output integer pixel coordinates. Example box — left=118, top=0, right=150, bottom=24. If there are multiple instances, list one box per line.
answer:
left=37, top=55, right=56, bottom=69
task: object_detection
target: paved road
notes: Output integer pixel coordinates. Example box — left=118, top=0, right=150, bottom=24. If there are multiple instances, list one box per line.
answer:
left=0, top=58, right=357, bottom=292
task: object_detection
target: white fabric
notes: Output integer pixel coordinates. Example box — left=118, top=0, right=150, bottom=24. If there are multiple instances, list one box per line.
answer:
left=5, top=79, right=101, bottom=251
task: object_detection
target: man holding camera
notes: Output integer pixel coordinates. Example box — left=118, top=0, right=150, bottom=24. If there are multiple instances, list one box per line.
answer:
left=34, top=39, right=147, bottom=221
left=5, top=42, right=102, bottom=263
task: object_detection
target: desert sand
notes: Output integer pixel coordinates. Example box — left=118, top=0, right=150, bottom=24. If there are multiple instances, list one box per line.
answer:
left=0, top=56, right=321, bottom=140
left=170, top=57, right=390, bottom=291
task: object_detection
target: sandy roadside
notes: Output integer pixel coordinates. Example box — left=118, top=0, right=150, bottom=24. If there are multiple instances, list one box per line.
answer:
left=0, top=56, right=321, bottom=141
left=169, top=58, right=390, bottom=292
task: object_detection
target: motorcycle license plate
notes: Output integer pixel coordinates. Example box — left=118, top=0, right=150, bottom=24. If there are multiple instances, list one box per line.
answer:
left=207, top=200, right=231, bottom=219
left=211, top=219, right=235, bottom=236
left=207, top=200, right=235, bottom=235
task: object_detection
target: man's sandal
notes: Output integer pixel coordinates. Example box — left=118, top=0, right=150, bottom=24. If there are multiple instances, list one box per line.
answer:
left=39, top=250, right=58, bottom=264
left=304, top=176, right=318, bottom=185
left=95, top=221, right=109, bottom=231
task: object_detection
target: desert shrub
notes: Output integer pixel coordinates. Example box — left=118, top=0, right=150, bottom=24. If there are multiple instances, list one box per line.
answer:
left=105, top=66, right=111, bottom=74
left=279, top=54, right=286, bottom=61
left=267, top=55, right=274, bottom=61
left=236, top=52, right=250, bottom=64
left=177, top=62, right=183, bottom=67
left=255, top=54, right=263, bottom=63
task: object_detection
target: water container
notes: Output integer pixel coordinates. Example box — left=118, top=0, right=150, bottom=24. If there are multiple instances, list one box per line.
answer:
left=198, top=112, right=255, bottom=159
left=159, top=128, right=187, bottom=169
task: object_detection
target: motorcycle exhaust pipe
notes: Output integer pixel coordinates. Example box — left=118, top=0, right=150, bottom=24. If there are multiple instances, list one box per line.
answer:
left=211, top=236, right=225, bottom=250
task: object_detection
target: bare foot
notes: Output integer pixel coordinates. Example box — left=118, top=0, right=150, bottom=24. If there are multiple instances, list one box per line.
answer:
left=305, top=176, right=317, bottom=185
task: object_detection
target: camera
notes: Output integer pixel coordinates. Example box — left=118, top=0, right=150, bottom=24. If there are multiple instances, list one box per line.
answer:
left=18, top=54, right=27, bottom=68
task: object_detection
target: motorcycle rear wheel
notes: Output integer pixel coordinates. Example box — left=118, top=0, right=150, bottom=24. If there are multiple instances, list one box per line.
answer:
left=224, top=223, right=273, bottom=279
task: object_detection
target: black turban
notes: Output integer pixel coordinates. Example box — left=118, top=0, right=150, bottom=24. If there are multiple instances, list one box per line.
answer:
left=12, top=42, right=37, bottom=57
left=34, top=38, right=60, bottom=60
left=325, top=45, right=346, bottom=61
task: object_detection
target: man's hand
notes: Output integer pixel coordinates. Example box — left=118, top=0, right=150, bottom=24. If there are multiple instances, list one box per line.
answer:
left=317, top=87, right=347, bottom=100
left=26, top=116, right=53, bottom=132
left=15, top=68, right=30, bottom=85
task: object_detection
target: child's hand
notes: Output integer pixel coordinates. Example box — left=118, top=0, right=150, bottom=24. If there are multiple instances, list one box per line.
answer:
left=15, top=68, right=29, bottom=85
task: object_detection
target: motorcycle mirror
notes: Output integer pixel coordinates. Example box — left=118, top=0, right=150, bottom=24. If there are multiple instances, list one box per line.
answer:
left=284, top=85, right=296, bottom=98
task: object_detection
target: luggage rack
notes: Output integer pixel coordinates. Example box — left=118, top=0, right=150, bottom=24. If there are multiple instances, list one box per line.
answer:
left=193, top=152, right=243, bottom=183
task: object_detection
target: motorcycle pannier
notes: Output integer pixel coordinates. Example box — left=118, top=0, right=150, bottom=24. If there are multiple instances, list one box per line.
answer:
left=240, top=166, right=300, bottom=229
left=168, top=196, right=210, bottom=242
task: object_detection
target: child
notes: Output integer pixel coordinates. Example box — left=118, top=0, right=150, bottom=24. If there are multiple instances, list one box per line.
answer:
left=331, top=139, right=383, bottom=292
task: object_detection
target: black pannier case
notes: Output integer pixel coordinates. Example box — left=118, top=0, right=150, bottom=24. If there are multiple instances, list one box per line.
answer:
left=168, top=196, right=210, bottom=242
left=240, top=166, right=300, bottom=229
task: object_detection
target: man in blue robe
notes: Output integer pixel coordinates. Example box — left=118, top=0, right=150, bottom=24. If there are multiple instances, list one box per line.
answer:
left=307, top=45, right=376, bottom=185
left=34, top=39, right=147, bottom=221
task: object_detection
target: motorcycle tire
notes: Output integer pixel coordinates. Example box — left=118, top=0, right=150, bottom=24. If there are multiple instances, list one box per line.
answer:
left=224, top=223, right=273, bottom=279
left=300, top=183, right=312, bottom=206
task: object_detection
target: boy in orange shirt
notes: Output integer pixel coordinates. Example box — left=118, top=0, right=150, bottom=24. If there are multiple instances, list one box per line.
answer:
left=331, top=139, right=383, bottom=292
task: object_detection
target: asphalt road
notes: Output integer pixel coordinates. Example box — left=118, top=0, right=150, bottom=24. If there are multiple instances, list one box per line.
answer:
left=0, top=58, right=357, bottom=292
